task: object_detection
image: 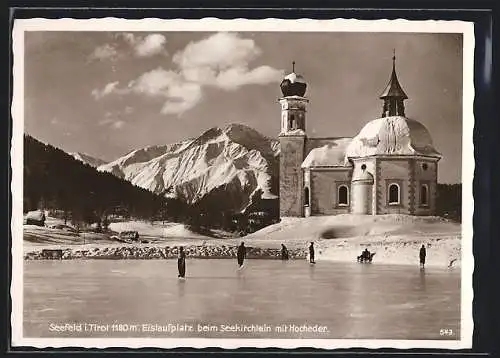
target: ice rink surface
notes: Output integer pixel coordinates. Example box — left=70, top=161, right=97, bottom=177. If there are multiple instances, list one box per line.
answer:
left=24, top=259, right=460, bottom=340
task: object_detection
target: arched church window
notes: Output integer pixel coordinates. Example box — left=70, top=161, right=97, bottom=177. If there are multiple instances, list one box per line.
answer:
left=338, top=185, right=349, bottom=206
left=304, top=187, right=310, bottom=207
left=388, top=183, right=400, bottom=205
left=420, top=184, right=429, bottom=206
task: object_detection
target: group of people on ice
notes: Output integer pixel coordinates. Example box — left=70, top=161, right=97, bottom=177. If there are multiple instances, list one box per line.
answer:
left=177, top=242, right=250, bottom=278
left=356, top=245, right=427, bottom=267
left=177, top=241, right=311, bottom=278
left=176, top=241, right=428, bottom=278
left=280, top=241, right=315, bottom=263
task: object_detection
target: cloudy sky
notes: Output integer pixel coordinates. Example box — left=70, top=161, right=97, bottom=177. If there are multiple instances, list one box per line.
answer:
left=24, top=31, right=463, bottom=183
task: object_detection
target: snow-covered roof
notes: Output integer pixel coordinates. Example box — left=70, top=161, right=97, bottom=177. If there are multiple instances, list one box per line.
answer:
left=345, top=116, right=441, bottom=159
left=301, top=139, right=353, bottom=168
left=25, top=210, right=45, bottom=221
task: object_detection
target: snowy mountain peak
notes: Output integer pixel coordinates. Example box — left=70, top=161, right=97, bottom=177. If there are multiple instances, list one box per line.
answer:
left=98, top=124, right=280, bottom=212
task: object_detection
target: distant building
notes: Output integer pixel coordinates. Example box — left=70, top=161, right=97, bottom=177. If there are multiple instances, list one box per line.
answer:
left=278, top=56, right=441, bottom=217
left=24, top=210, right=46, bottom=226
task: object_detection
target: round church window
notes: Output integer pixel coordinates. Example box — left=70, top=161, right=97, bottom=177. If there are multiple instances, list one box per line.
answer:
left=361, top=164, right=367, bottom=170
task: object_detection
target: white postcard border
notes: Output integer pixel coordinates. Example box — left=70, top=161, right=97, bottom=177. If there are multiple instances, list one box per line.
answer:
left=11, top=17, right=475, bottom=350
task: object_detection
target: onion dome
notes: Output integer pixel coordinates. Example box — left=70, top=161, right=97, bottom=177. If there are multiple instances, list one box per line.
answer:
left=280, top=61, right=307, bottom=97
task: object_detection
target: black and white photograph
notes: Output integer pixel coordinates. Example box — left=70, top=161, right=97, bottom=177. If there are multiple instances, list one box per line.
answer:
left=11, top=18, right=474, bottom=349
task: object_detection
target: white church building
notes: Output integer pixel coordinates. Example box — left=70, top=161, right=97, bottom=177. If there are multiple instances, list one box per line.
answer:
left=278, top=55, right=442, bottom=218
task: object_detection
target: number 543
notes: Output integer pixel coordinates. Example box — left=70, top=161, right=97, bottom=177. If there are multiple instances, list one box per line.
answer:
left=440, top=329, right=454, bottom=336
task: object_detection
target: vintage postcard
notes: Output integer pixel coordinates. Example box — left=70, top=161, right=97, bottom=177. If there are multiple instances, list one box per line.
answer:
left=11, top=17, right=474, bottom=349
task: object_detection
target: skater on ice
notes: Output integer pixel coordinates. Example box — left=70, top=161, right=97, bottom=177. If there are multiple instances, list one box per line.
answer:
left=177, top=246, right=186, bottom=278
left=309, top=242, right=315, bottom=264
left=357, top=248, right=375, bottom=263
left=237, top=242, right=246, bottom=268
left=420, top=244, right=427, bottom=268
left=281, top=244, right=289, bottom=261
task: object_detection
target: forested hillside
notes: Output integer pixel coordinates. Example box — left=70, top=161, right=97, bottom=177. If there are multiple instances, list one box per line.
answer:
left=23, top=135, right=167, bottom=226
left=436, top=183, right=462, bottom=222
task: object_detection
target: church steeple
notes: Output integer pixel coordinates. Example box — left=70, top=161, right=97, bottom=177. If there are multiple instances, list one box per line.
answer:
left=380, top=50, right=408, bottom=117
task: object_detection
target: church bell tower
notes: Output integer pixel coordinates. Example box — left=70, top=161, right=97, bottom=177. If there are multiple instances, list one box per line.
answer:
left=380, top=51, right=408, bottom=117
left=278, top=62, right=308, bottom=217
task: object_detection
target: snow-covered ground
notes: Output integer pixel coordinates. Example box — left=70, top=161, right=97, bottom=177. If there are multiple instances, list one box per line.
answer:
left=108, top=220, right=207, bottom=239
left=23, top=214, right=461, bottom=268
left=23, top=218, right=213, bottom=252
left=244, top=214, right=461, bottom=267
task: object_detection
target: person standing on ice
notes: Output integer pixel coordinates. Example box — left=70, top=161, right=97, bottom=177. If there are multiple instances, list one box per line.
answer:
left=237, top=242, right=246, bottom=268
left=419, top=244, right=427, bottom=268
left=309, top=242, right=316, bottom=264
left=362, top=248, right=371, bottom=262
left=281, top=244, right=289, bottom=261
left=177, top=246, right=186, bottom=278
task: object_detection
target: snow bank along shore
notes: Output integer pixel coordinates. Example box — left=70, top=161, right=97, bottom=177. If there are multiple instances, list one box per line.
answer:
left=23, top=214, right=462, bottom=268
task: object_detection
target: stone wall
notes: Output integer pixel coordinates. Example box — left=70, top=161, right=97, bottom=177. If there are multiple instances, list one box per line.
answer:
left=413, top=159, right=439, bottom=215
left=24, top=245, right=308, bottom=260
left=377, top=159, right=411, bottom=214
left=310, top=169, right=352, bottom=215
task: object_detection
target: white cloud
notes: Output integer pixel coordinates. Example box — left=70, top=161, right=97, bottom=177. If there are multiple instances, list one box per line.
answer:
left=128, top=68, right=179, bottom=96
left=89, top=44, right=119, bottom=61
left=173, top=32, right=284, bottom=94
left=93, top=32, right=283, bottom=115
left=123, top=68, right=202, bottom=115
left=91, top=81, right=120, bottom=99
left=117, top=33, right=167, bottom=57
left=173, top=32, right=259, bottom=71
left=181, top=66, right=217, bottom=85
left=135, top=34, right=167, bottom=57
left=216, top=65, right=284, bottom=90
left=90, top=33, right=167, bottom=62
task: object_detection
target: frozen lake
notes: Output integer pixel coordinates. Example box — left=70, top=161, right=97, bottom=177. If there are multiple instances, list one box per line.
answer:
left=24, top=259, right=460, bottom=340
